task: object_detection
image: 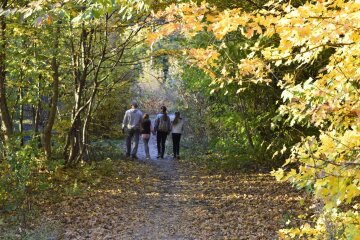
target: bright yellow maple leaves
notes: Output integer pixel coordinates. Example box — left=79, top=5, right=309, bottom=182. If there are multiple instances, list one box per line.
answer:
left=146, top=1, right=209, bottom=45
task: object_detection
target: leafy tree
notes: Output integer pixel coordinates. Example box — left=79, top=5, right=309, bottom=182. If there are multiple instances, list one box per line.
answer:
left=0, top=0, right=152, bottom=219
left=147, top=0, right=360, bottom=238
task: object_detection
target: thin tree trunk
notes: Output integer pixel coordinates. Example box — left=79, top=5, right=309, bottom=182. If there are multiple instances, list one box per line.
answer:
left=43, top=24, right=60, bottom=160
left=76, top=84, right=97, bottom=163
left=64, top=25, right=90, bottom=165
left=64, top=78, right=85, bottom=165
left=32, top=105, right=40, bottom=133
left=238, top=98, right=254, bottom=149
left=0, top=0, right=13, bottom=143
left=63, top=14, right=140, bottom=165
left=77, top=18, right=109, bottom=163
left=19, top=87, right=24, bottom=146
left=244, top=120, right=254, bottom=149
left=32, top=44, right=41, bottom=138
left=32, top=77, right=42, bottom=149
left=32, top=80, right=41, bottom=136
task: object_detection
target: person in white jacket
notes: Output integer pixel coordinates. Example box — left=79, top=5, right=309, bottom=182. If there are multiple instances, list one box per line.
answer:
left=171, top=111, right=184, bottom=159
left=122, top=101, right=143, bottom=159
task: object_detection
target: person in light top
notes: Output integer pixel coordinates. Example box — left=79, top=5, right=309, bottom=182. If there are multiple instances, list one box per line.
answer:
left=171, top=111, right=184, bottom=159
left=122, top=101, right=143, bottom=159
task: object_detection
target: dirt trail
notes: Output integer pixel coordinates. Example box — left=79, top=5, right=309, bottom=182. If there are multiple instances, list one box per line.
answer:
left=45, top=129, right=308, bottom=239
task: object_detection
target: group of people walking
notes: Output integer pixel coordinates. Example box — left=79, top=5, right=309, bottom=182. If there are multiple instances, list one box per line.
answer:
left=122, top=101, right=184, bottom=160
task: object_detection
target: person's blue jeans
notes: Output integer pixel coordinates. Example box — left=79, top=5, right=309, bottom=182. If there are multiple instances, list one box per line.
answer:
left=143, top=137, right=150, bottom=158
left=126, top=128, right=140, bottom=157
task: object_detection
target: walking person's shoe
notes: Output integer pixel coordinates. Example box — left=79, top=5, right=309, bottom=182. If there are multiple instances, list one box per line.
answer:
left=146, top=155, right=150, bottom=160
left=131, top=155, right=138, bottom=160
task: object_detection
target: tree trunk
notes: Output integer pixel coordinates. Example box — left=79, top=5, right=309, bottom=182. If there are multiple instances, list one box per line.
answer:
left=238, top=98, right=254, bottom=149
left=63, top=14, right=132, bottom=165
left=0, top=0, right=13, bottom=143
left=32, top=46, right=41, bottom=138
left=19, top=87, right=24, bottom=146
left=64, top=26, right=90, bottom=165
left=64, top=78, right=85, bottom=165
left=77, top=20, right=110, bottom=163
left=43, top=25, right=60, bottom=160
left=76, top=82, right=99, bottom=163
left=32, top=96, right=41, bottom=135
left=32, top=78, right=42, bottom=148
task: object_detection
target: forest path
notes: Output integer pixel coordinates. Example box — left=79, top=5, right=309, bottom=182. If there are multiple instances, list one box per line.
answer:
left=47, top=146, right=308, bottom=239
left=45, top=117, right=307, bottom=239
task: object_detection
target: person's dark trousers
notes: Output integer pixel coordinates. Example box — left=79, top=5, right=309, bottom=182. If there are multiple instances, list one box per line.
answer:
left=126, top=128, right=140, bottom=158
left=156, top=131, right=168, bottom=158
left=172, top=133, right=181, bottom=157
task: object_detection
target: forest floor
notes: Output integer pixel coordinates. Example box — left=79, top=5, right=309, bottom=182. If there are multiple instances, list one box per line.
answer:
left=1, top=134, right=310, bottom=239
left=24, top=134, right=308, bottom=240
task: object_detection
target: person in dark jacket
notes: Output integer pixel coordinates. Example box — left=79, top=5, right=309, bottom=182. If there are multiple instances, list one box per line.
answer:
left=154, top=106, right=171, bottom=159
left=141, top=113, right=152, bottom=160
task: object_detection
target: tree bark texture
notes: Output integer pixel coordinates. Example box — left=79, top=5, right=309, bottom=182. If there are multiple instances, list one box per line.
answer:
left=64, top=26, right=92, bottom=165
left=43, top=24, right=60, bottom=160
left=0, top=0, right=13, bottom=143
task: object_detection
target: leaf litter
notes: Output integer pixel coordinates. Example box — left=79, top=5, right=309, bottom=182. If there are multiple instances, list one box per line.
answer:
left=40, top=158, right=311, bottom=239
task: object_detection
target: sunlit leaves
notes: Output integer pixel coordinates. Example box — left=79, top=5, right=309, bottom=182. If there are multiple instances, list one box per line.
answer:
left=147, top=0, right=360, bottom=238
left=146, top=1, right=209, bottom=45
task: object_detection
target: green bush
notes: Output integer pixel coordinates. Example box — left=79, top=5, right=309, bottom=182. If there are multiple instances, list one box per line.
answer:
left=0, top=137, right=60, bottom=225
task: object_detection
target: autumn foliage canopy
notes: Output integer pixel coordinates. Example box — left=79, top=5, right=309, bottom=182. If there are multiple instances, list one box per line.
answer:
left=147, top=0, right=360, bottom=238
